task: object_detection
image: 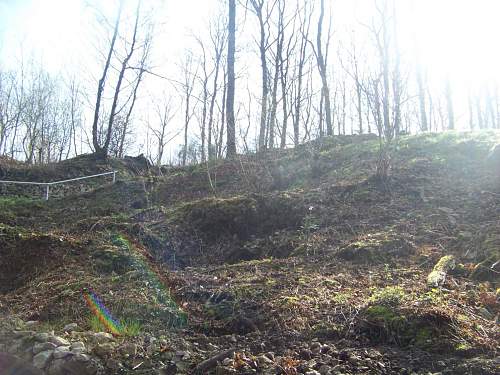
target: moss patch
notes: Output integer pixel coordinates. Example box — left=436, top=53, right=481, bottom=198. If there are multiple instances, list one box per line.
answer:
left=427, top=255, right=456, bottom=287
left=361, top=305, right=456, bottom=352
left=337, top=233, right=415, bottom=263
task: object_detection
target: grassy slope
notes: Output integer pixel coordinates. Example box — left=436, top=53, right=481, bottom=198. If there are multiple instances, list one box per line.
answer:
left=0, top=131, right=499, bottom=374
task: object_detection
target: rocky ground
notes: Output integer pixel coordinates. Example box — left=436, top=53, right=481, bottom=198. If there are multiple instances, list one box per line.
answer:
left=0, top=132, right=499, bottom=374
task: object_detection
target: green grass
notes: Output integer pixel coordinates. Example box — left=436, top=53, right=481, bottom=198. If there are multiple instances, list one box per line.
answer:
left=88, top=314, right=142, bottom=337
left=0, top=196, right=44, bottom=223
left=120, top=318, right=143, bottom=337
left=369, top=286, right=407, bottom=307
left=89, top=315, right=105, bottom=332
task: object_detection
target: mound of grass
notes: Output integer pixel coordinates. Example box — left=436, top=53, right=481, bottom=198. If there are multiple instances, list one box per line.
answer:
left=362, top=304, right=457, bottom=351
left=369, top=286, right=408, bottom=306
left=337, top=233, right=415, bottom=264
left=0, top=196, right=44, bottom=224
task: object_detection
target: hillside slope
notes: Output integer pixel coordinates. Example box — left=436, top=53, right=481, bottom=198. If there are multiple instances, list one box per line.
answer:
left=0, top=132, right=499, bottom=374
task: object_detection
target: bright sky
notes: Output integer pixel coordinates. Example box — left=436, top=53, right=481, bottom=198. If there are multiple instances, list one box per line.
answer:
left=1, top=0, right=500, bottom=155
left=0, top=0, right=215, bottom=73
left=2, top=0, right=499, bottom=82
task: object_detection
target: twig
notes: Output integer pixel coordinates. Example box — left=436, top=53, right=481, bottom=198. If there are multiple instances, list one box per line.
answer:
left=193, top=348, right=236, bottom=374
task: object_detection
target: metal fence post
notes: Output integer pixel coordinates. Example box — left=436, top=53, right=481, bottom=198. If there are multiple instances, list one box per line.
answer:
left=112, top=171, right=116, bottom=183
left=45, top=184, right=50, bottom=201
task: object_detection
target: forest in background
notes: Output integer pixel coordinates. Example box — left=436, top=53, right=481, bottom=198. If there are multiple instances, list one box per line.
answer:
left=1, top=0, right=499, bottom=166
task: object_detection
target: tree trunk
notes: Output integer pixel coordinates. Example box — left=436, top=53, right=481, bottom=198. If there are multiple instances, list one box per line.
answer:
left=445, top=78, right=455, bottom=130
left=226, top=0, right=236, bottom=157
left=416, top=65, right=428, bottom=132
left=316, top=0, right=332, bottom=136
left=104, top=0, right=141, bottom=156
left=92, top=0, right=123, bottom=157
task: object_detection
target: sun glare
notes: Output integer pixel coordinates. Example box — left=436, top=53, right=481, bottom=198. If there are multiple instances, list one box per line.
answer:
left=410, top=0, right=500, bottom=84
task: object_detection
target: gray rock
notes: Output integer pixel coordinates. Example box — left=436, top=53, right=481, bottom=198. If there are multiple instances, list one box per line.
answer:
left=0, top=353, right=44, bottom=375
left=34, top=333, right=50, bottom=342
left=25, top=321, right=39, bottom=328
left=7, top=340, right=23, bottom=354
left=222, top=357, right=233, bottom=366
left=32, top=350, right=54, bottom=369
left=93, top=332, right=114, bottom=343
left=207, top=343, right=219, bottom=351
left=53, top=346, right=72, bottom=359
left=319, top=364, right=331, bottom=375
left=48, top=336, right=70, bottom=347
left=93, top=343, right=115, bottom=358
left=47, top=358, right=67, bottom=375
left=311, top=342, right=322, bottom=354
left=63, top=323, right=78, bottom=332
left=71, top=348, right=85, bottom=355
left=63, top=355, right=101, bottom=375
left=305, top=371, right=321, bottom=375
left=144, top=334, right=156, bottom=344
left=120, top=342, right=138, bottom=356
left=13, top=330, right=35, bottom=338
left=257, top=355, right=273, bottom=366
left=70, top=341, right=86, bottom=351
left=71, top=341, right=85, bottom=349
left=106, top=358, right=123, bottom=370
left=74, top=353, right=91, bottom=362
left=215, top=365, right=237, bottom=374
left=33, top=342, right=57, bottom=354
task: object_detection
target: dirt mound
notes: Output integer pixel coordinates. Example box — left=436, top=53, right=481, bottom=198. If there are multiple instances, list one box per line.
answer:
left=0, top=225, right=76, bottom=293
left=337, top=233, right=416, bottom=263
left=173, top=192, right=306, bottom=242
left=359, top=304, right=457, bottom=352
left=0, top=153, right=150, bottom=183
left=138, top=192, right=309, bottom=266
left=0, top=155, right=24, bottom=171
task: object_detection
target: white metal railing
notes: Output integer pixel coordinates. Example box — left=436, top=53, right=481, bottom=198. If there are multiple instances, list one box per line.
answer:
left=0, top=171, right=116, bottom=200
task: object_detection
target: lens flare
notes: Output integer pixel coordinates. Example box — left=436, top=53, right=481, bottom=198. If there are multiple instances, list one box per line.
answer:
left=83, top=289, right=123, bottom=335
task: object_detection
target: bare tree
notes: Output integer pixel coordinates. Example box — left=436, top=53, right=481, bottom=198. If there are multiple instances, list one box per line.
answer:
left=0, top=70, right=17, bottom=155
left=226, top=0, right=237, bottom=157
left=105, top=0, right=142, bottom=156
left=91, top=0, right=123, bottom=158
left=444, top=77, right=454, bottom=130
left=191, top=36, right=210, bottom=162
left=66, top=77, right=83, bottom=158
left=248, top=0, right=276, bottom=150
left=416, top=65, right=428, bottom=132
left=278, top=0, right=298, bottom=148
left=117, top=29, right=152, bottom=158
left=291, top=0, right=312, bottom=146
left=313, top=0, right=333, bottom=136
left=149, top=96, right=177, bottom=166
left=207, top=16, right=227, bottom=159
left=180, top=53, right=198, bottom=166
left=267, top=0, right=285, bottom=149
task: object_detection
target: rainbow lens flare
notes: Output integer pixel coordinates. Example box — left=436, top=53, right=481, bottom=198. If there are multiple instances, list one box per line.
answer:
left=83, top=289, right=123, bottom=335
